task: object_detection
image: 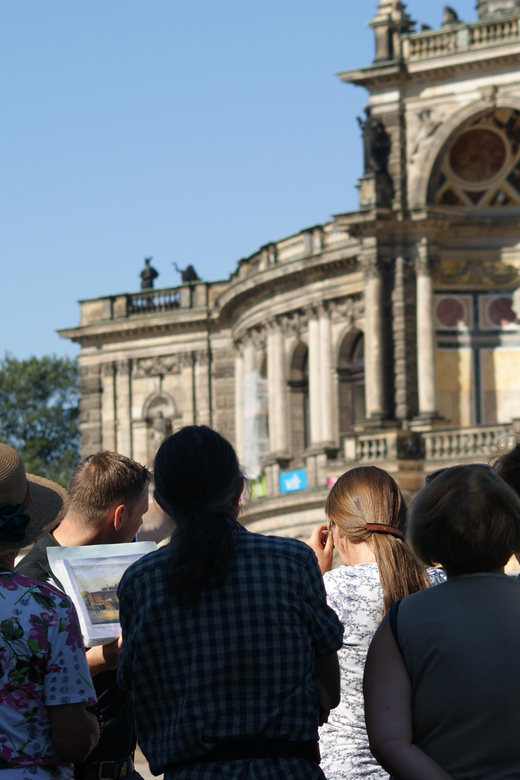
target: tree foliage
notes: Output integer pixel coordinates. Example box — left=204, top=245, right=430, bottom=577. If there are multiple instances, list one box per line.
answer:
left=0, top=353, right=80, bottom=486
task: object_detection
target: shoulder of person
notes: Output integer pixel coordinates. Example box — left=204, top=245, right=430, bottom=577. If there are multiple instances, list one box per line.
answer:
left=15, top=534, right=56, bottom=583
left=244, top=530, right=315, bottom=562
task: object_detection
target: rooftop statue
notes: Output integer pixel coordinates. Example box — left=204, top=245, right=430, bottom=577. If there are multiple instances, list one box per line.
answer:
left=357, top=107, right=391, bottom=175
left=173, top=262, right=201, bottom=283
left=442, top=6, right=460, bottom=25
left=140, top=257, right=159, bottom=290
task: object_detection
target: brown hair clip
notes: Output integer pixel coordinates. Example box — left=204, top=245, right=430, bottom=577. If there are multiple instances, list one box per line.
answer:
left=366, top=523, right=405, bottom=540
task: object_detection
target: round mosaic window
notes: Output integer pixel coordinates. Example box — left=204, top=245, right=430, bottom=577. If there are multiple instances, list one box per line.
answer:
left=433, top=108, right=520, bottom=209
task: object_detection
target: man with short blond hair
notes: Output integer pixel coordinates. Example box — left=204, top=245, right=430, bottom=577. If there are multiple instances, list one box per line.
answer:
left=16, top=450, right=151, bottom=780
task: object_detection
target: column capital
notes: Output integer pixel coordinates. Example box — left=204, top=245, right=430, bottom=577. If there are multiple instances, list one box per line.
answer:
left=416, top=238, right=440, bottom=276
left=116, top=359, right=132, bottom=376
left=361, top=253, right=389, bottom=280
left=250, top=327, right=267, bottom=349
left=303, top=302, right=320, bottom=320
left=101, top=361, right=115, bottom=378
left=265, top=317, right=283, bottom=334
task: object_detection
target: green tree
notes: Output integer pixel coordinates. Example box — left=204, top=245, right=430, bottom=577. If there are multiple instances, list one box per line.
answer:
left=0, top=353, right=80, bottom=486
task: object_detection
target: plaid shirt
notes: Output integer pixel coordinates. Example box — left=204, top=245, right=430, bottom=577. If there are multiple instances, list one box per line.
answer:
left=118, top=525, right=343, bottom=780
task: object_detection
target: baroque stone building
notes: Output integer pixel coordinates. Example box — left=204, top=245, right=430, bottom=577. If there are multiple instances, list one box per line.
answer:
left=61, top=0, right=520, bottom=538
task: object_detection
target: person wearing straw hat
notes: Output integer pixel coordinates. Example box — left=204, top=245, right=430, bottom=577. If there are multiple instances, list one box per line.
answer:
left=0, top=442, right=100, bottom=779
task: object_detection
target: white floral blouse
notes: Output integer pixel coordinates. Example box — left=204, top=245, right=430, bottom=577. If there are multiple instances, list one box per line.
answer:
left=319, top=563, right=445, bottom=780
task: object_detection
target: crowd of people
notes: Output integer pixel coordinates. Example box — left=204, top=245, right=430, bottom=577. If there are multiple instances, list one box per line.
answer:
left=0, top=426, right=520, bottom=780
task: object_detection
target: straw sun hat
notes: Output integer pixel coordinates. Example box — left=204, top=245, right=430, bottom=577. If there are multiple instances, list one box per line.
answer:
left=0, top=442, right=68, bottom=554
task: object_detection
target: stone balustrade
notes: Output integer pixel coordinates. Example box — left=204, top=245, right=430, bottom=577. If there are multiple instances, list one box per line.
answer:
left=276, top=234, right=307, bottom=263
left=344, top=429, right=422, bottom=464
left=423, top=423, right=514, bottom=460
left=402, top=14, right=520, bottom=62
left=128, top=288, right=180, bottom=315
left=79, top=282, right=210, bottom=325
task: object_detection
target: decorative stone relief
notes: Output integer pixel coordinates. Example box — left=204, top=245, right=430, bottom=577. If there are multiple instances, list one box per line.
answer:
left=435, top=259, right=518, bottom=286
left=133, top=353, right=193, bottom=378
left=409, top=108, right=447, bottom=163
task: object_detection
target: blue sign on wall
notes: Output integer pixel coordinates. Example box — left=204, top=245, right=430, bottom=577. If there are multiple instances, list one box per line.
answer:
left=279, top=468, right=307, bottom=494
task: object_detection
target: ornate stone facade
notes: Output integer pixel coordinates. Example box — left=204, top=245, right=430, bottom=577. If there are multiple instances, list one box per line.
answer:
left=61, top=2, right=520, bottom=539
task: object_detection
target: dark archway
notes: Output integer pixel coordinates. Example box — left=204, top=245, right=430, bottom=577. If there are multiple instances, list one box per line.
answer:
left=337, top=331, right=365, bottom=437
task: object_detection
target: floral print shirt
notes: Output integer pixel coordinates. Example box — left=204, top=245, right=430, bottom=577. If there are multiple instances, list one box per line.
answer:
left=319, top=563, right=446, bottom=780
left=0, top=572, right=96, bottom=780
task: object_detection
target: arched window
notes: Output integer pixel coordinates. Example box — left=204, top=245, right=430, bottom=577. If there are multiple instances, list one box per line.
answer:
left=430, top=108, right=520, bottom=210
left=338, top=331, right=365, bottom=436
left=288, top=342, right=309, bottom=464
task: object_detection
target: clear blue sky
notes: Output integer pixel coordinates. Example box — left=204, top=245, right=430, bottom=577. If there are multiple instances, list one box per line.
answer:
left=0, top=0, right=477, bottom=360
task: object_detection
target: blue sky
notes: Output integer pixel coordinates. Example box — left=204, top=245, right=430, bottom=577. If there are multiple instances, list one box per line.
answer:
left=0, top=0, right=477, bottom=359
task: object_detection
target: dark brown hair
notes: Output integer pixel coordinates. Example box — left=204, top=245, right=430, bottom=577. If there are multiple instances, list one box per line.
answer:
left=408, top=464, right=520, bottom=575
left=154, top=425, right=244, bottom=608
left=68, top=451, right=150, bottom=524
left=326, top=466, right=429, bottom=612
left=490, top=438, right=520, bottom=496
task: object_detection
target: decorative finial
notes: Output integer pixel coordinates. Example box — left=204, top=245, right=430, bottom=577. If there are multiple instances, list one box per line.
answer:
left=369, top=1, right=414, bottom=62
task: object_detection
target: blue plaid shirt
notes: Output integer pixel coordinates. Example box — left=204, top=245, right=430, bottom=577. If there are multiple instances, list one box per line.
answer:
left=118, top=525, right=343, bottom=779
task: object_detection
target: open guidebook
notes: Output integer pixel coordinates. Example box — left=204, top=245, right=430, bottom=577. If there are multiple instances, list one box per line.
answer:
left=48, top=542, right=157, bottom=647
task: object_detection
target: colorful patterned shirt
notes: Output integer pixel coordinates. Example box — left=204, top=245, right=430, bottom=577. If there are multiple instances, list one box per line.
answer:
left=0, top=572, right=96, bottom=780
left=118, top=525, right=344, bottom=780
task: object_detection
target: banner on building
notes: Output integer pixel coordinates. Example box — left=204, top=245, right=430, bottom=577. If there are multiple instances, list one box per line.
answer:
left=279, top=468, right=307, bottom=494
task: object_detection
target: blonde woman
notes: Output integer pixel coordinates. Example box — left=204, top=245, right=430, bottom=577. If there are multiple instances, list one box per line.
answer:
left=307, top=466, right=444, bottom=780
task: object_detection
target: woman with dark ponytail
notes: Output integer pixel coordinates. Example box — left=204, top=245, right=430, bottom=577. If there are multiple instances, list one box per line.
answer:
left=117, top=426, right=344, bottom=780
left=306, top=466, right=444, bottom=780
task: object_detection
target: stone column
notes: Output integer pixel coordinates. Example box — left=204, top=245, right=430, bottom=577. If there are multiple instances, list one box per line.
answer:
left=307, top=309, right=322, bottom=446
left=115, top=359, right=132, bottom=457
left=267, top=320, right=288, bottom=457
left=234, top=344, right=245, bottom=463
left=78, top=363, right=102, bottom=457
left=362, top=239, right=387, bottom=421
left=319, top=305, right=335, bottom=445
left=101, top=362, right=116, bottom=451
left=415, top=239, right=439, bottom=421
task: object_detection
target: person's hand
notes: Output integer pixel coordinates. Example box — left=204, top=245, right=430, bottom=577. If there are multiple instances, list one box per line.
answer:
left=306, top=523, right=333, bottom=575
left=317, top=679, right=332, bottom=726
left=86, top=637, right=123, bottom=676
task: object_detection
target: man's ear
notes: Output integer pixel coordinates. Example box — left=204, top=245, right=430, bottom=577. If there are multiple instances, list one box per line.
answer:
left=112, top=504, right=126, bottom=532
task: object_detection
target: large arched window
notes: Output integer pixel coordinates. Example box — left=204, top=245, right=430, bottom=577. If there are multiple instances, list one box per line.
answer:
left=337, top=331, right=365, bottom=436
left=430, top=108, right=520, bottom=210
left=288, top=342, right=309, bottom=464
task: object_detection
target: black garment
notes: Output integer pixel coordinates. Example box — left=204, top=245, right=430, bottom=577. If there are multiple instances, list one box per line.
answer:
left=15, top=536, right=136, bottom=766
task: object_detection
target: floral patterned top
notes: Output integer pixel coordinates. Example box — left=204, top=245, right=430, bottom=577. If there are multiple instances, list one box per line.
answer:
left=0, top=571, right=96, bottom=780
left=319, top=563, right=446, bottom=780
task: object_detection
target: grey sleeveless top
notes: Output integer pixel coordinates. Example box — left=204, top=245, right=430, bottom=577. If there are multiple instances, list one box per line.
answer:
left=394, top=573, right=520, bottom=780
